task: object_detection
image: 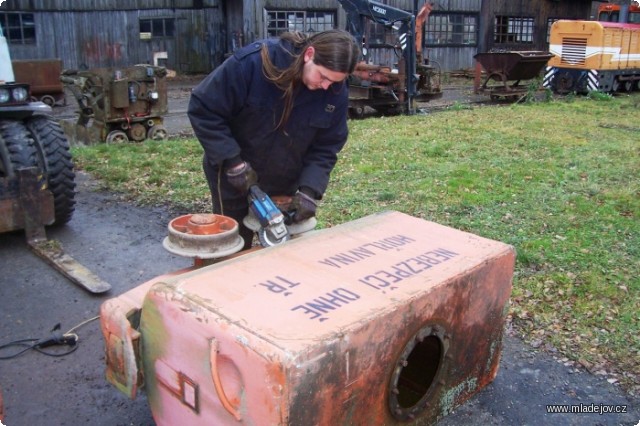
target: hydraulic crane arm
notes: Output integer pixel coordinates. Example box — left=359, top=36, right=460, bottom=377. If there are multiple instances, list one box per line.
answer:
left=338, top=0, right=414, bottom=61
left=337, top=1, right=441, bottom=115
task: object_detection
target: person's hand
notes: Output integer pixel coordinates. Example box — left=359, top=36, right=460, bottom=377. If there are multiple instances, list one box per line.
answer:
left=292, top=189, right=318, bottom=223
left=225, top=161, right=258, bottom=194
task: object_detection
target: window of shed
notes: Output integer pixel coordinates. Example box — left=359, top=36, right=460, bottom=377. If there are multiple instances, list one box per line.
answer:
left=0, top=12, right=35, bottom=44
left=425, top=13, right=477, bottom=46
left=140, top=18, right=175, bottom=39
left=265, top=10, right=336, bottom=37
left=494, top=16, right=534, bottom=44
left=546, top=18, right=560, bottom=44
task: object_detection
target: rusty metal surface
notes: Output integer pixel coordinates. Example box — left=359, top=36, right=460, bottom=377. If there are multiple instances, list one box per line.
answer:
left=474, top=51, right=553, bottom=83
left=101, top=268, right=196, bottom=399
left=101, top=211, right=515, bottom=425
left=0, top=168, right=54, bottom=234
left=12, top=59, right=64, bottom=97
left=162, top=214, right=244, bottom=260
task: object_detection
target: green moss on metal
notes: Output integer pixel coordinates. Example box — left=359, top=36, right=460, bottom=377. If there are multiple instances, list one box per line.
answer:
left=439, top=377, right=478, bottom=416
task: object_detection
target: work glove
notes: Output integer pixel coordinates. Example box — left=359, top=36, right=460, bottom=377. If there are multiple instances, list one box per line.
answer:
left=225, top=161, right=258, bottom=194
left=292, top=188, right=318, bottom=223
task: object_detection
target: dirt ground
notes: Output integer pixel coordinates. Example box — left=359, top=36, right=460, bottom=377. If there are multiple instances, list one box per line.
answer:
left=0, top=77, right=638, bottom=425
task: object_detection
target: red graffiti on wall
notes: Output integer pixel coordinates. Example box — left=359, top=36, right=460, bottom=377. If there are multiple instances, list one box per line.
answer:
left=83, top=37, right=123, bottom=64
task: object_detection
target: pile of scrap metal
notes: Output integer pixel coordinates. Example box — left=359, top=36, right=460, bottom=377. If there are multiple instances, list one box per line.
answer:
left=60, top=65, right=168, bottom=144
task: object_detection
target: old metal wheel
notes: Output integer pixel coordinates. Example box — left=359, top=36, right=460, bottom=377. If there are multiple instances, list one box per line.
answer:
left=348, top=106, right=365, bottom=119
left=41, top=95, right=56, bottom=106
left=128, top=123, right=147, bottom=141
left=106, top=130, right=129, bottom=144
left=147, top=124, right=168, bottom=141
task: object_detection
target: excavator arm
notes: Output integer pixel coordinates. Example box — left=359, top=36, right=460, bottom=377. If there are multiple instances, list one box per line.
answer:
left=338, top=0, right=414, bottom=60
left=337, top=0, right=418, bottom=102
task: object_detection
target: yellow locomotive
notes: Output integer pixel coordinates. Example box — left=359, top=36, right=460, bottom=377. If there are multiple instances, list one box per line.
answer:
left=544, top=17, right=640, bottom=93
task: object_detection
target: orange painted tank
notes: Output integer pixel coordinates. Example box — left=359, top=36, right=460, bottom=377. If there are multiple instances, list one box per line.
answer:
left=100, top=211, right=515, bottom=425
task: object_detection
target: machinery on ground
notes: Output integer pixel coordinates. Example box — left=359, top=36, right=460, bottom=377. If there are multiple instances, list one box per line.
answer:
left=0, top=24, right=110, bottom=294
left=338, top=0, right=442, bottom=117
left=474, top=51, right=553, bottom=101
left=61, top=65, right=168, bottom=144
left=543, top=8, right=640, bottom=94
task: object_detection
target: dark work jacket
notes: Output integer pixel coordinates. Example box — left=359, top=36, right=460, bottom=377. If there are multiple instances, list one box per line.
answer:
left=188, top=38, right=350, bottom=210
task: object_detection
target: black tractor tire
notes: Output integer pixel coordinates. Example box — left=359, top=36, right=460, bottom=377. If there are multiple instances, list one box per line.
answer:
left=0, top=119, right=40, bottom=178
left=25, top=115, right=76, bottom=225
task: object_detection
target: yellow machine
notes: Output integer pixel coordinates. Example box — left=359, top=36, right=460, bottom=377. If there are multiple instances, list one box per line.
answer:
left=544, top=19, right=640, bottom=93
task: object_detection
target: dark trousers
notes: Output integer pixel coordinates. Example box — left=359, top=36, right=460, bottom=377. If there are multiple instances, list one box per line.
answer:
left=203, top=157, right=254, bottom=249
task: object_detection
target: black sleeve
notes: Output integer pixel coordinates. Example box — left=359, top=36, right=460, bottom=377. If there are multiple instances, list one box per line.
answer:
left=187, top=55, right=251, bottom=167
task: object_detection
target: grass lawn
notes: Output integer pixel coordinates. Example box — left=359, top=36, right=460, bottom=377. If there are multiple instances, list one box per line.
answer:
left=73, top=92, right=639, bottom=396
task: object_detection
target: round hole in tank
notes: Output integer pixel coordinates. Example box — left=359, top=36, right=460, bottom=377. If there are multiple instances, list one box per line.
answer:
left=388, top=324, right=449, bottom=421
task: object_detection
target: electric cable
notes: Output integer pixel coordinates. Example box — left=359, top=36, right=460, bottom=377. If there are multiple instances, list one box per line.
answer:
left=0, top=316, right=99, bottom=360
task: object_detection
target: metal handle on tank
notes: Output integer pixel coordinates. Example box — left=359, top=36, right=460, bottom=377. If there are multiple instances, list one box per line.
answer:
left=209, top=338, right=242, bottom=421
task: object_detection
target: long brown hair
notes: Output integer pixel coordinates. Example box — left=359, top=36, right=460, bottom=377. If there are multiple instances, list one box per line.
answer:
left=261, top=29, right=360, bottom=129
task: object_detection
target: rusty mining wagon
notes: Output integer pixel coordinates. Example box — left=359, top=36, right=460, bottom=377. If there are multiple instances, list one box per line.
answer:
left=474, top=51, right=553, bottom=101
left=61, top=65, right=168, bottom=144
left=12, top=59, right=66, bottom=107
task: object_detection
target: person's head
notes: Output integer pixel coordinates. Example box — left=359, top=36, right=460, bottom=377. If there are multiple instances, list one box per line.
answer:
left=262, top=29, right=360, bottom=127
left=300, top=30, right=360, bottom=90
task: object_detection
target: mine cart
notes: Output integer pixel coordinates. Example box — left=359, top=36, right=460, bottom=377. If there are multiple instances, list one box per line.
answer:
left=12, top=59, right=66, bottom=107
left=474, top=51, right=553, bottom=101
left=61, top=65, right=168, bottom=144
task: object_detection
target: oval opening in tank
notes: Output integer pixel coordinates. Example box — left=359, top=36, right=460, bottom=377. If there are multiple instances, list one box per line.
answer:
left=388, top=324, right=448, bottom=421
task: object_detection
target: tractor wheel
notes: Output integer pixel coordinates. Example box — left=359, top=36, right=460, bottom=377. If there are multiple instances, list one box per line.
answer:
left=25, top=115, right=76, bottom=225
left=0, top=119, right=40, bottom=178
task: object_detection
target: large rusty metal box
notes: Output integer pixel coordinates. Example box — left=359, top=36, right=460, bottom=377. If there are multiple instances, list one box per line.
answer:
left=12, top=59, right=65, bottom=106
left=101, top=211, right=515, bottom=425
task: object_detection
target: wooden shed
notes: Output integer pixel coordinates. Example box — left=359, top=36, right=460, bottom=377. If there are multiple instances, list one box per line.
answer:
left=426, top=0, right=593, bottom=72
left=0, top=0, right=595, bottom=74
left=0, top=0, right=226, bottom=73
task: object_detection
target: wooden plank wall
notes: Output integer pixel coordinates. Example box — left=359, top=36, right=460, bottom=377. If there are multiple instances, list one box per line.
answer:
left=3, top=1, right=223, bottom=73
left=1, top=0, right=596, bottom=74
